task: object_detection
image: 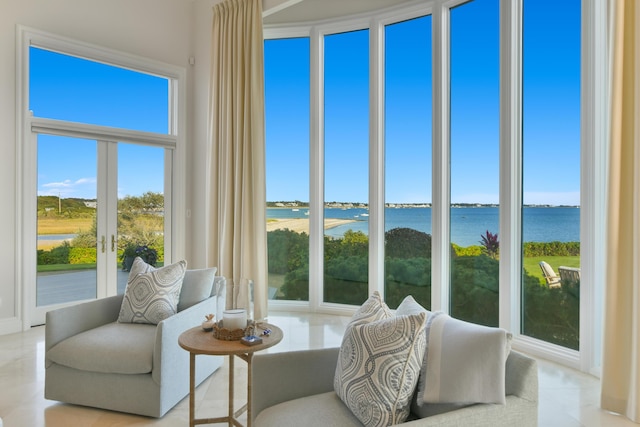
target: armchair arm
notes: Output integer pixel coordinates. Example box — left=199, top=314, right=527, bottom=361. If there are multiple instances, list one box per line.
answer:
left=152, top=294, right=217, bottom=386
left=251, top=347, right=340, bottom=423
left=45, top=294, right=123, bottom=354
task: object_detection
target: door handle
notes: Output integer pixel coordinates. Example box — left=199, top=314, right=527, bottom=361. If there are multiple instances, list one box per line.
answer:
left=111, top=235, right=116, bottom=252
left=101, top=235, right=106, bottom=253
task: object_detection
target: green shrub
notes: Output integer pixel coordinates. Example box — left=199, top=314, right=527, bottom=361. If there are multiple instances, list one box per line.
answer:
left=68, top=247, right=97, bottom=264
left=267, top=229, right=309, bottom=274
left=452, top=244, right=483, bottom=257
left=385, top=228, right=431, bottom=259
left=523, top=241, right=580, bottom=257
left=37, top=242, right=71, bottom=265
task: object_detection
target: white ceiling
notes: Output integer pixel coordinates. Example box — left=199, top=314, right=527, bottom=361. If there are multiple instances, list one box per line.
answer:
left=262, top=0, right=417, bottom=25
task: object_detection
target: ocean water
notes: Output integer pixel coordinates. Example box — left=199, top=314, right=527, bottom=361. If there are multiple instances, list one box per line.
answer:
left=266, top=206, right=580, bottom=247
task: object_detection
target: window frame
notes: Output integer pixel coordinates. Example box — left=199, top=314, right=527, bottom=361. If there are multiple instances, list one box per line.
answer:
left=263, top=0, right=605, bottom=374
left=16, top=26, right=187, bottom=327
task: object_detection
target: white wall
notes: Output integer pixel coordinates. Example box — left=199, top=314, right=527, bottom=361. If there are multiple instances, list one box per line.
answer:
left=0, top=0, right=195, bottom=333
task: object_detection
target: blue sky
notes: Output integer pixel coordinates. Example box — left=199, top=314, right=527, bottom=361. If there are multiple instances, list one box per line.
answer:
left=31, top=47, right=167, bottom=199
left=265, top=0, right=581, bottom=206
left=32, top=0, right=580, bottom=206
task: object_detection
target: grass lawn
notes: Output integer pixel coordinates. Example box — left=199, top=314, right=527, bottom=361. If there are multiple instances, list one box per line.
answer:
left=38, top=263, right=97, bottom=273
left=38, top=217, right=93, bottom=234
left=523, top=256, right=581, bottom=284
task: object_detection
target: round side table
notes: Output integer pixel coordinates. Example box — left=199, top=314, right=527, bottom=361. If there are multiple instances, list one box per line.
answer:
left=179, top=323, right=283, bottom=427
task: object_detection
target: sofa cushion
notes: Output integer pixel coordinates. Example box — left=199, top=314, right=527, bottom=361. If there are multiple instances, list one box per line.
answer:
left=118, top=257, right=187, bottom=324
left=334, top=311, right=427, bottom=427
left=416, top=312, right=510, bottom=407
left=178, top=267, right=217, bottom=312
left=47, top=322, right=156, bottom=374
left=255, top=391, right=363, bottom=427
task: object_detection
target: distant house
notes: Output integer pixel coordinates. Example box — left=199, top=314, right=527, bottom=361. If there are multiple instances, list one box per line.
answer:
left=84, top=201, right=97, bottom=209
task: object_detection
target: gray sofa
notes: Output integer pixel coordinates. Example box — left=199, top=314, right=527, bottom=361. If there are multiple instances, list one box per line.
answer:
left=251, top=347, right=538, bottom=427
left=45, top=273, right=225, bottom=417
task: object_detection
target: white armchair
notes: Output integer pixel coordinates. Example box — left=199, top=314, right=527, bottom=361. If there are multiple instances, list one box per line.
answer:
left=45, top=272, right=224, bottom=417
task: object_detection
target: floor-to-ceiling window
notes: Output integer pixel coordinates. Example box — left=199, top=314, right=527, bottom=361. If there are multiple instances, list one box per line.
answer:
left=449, top=0, right=500, bottom=326
left=384, top=15, right=433, bottom=310
left=264, top=0, right=594, bottom=368
left=323, top=29, right=370, bottom=305
left=521, top=0, right=581, bottom=350
left=264, top=37, right=311, bottom=302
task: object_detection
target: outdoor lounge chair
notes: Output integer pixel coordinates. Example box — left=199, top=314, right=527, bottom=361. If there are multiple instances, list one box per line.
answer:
left=559, top=266, right=581, bottom=283
left=539, top=261, right=562, bottom=288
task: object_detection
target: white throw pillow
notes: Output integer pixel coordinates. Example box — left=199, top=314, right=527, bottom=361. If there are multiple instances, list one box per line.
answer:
left=118, top=257, right=187, bottom=325
left=417, top=312, right=510, bottom=406
left=396, top=295, right=430, bottom=317
left=334, top=306, right=427, bottom=427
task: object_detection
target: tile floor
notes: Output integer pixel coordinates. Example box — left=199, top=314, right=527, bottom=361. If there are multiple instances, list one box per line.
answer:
left=0, top=311, right=635, bottom=427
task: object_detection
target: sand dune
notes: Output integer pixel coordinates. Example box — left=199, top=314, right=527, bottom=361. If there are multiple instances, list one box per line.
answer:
left=266, top=218, right=355, bottom=234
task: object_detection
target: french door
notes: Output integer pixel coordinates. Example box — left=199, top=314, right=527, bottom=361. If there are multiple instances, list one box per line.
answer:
left=31, top=133, right=167, bottom=326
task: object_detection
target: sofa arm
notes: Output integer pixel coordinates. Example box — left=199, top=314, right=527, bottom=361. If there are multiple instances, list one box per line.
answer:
left=152, top=294, right=218, bottom=386
left=45, top=294, right=123, bottom=354
left=251, top=347, right=340, bottom=423
left=505, top=351, right=538, bottom=402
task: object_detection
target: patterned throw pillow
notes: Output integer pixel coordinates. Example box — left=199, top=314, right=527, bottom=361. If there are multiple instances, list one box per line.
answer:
left=347, top=291, right=393, bottom=328
left=334, top=308, right=427, bottom=427
left=118, top=257, right=187, bottom=325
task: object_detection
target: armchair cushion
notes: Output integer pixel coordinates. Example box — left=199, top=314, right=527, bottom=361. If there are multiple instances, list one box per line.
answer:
left=47, top=322, right=156, bottom=374
left=178, top=267, right=217, bottom=311
left=118, top=257, right=187, bottom=324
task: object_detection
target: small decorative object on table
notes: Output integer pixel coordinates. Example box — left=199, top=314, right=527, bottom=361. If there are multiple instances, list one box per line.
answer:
left=240, top=335, right=263, bottom=346
left=202, top=314, right=215, bottom=332
left=212, top=319, right=252, bottom=341
left=240, top=322, right=263, bottom=346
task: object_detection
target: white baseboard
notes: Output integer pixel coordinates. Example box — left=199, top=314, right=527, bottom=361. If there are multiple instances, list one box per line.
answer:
left=0, top=317, right=23, bottom=336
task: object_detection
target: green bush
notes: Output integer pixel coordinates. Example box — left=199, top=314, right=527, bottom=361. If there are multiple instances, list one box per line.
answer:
left=452, top=244, right=483, bottom=257
left=68, top=247, right=97, bottom=264
left=385, top=228, right=431, bottom=259
left=267, top=229, right=309, bottom=274
left=523, top=241, right=580, bottom=257
left=269, top=228, right=580, bottom=350
left=450, top=255, right=500, bottom=326
left=37, top=242, right=71, bottom=265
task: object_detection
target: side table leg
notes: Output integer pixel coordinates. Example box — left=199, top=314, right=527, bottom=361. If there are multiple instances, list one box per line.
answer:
left=189, top=352, right=196, bottom=427
left=229, top=354, right=234, bottom=427
left=247, top=353, right=253, bottom=427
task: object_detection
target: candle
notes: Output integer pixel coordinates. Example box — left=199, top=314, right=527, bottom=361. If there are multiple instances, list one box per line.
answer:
left=223, top=309, right=247, bottom=330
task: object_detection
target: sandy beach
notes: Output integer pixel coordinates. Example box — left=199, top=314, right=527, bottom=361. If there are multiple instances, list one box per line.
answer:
left=266, top=218, right=356, bottom=234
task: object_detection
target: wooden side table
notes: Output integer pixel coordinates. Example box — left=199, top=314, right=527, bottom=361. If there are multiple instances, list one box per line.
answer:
left=179, top=323, right=283, bottom=427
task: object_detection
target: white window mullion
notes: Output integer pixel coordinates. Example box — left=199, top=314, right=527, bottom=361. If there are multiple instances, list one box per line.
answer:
left=96, top=141, right=118, bottom=298
left=369, top=19, right=385, bottom=297
left=579, top=0, right=608, bottom=375
left=309, top=26, right=324, bottom=311
left=498, top=0, right=523, bottom=334
left=431, top=2, right=452, bottom=313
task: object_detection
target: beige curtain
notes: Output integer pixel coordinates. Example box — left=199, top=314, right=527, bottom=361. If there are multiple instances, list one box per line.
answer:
left=207, top=0, right=267, bottom=321
left=601, top=0, right=640, bottom=422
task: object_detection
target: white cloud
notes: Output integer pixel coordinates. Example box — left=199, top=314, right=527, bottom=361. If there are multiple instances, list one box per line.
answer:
left=38, top=177, right=96, bottom=198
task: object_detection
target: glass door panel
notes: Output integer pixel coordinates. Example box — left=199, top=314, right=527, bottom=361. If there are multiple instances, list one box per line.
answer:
left=36, top=135, right=97, bottom=306
left=117, top=143, right=166, bottom=294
